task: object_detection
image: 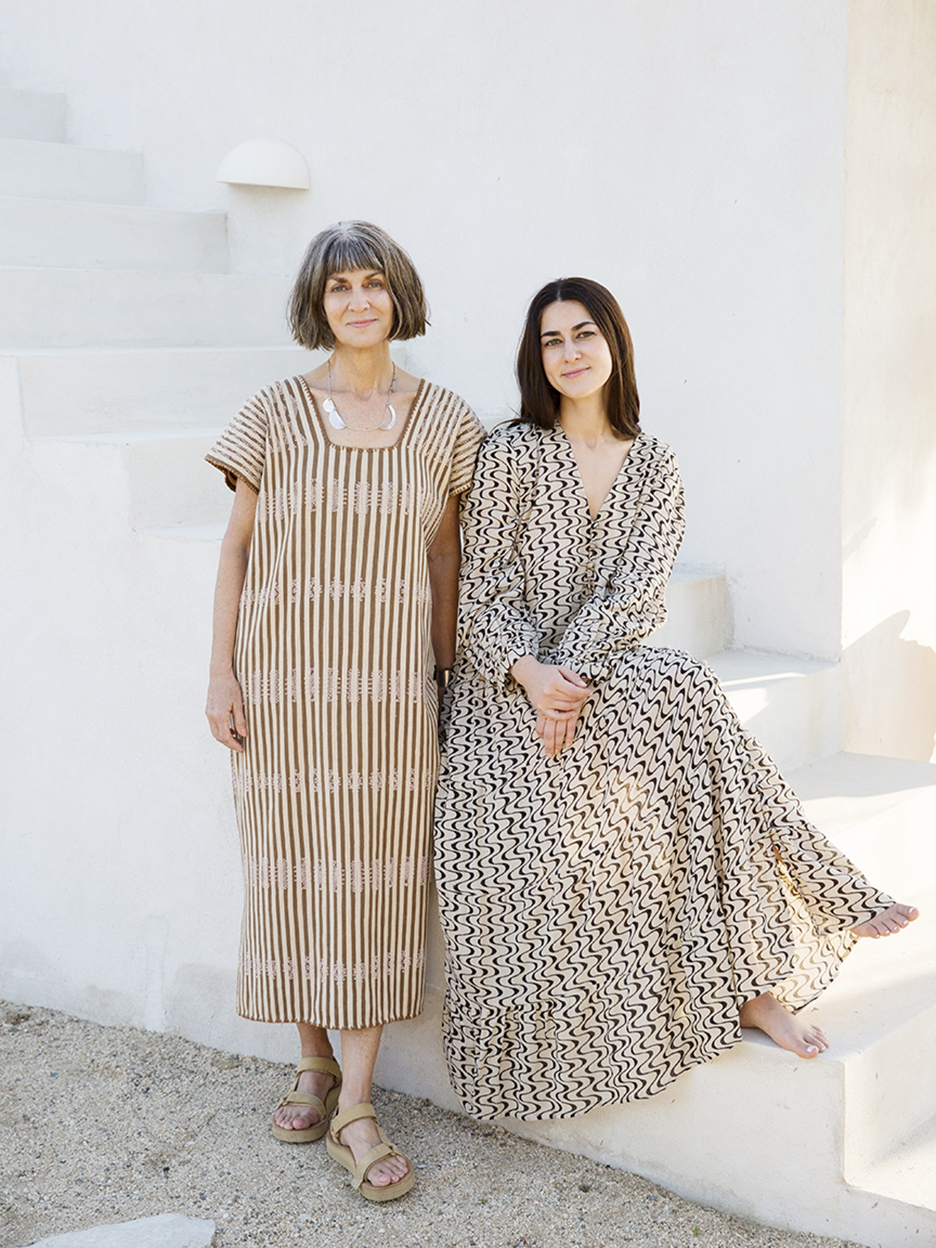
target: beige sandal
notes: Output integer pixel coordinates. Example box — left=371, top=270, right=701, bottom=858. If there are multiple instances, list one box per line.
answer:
left=271, top=1055, right=342, bottom=1143
left=325, top=1102, right=415, bottom=1202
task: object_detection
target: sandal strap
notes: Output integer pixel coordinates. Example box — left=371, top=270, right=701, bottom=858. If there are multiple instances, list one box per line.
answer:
left=276, top=1091, right=326, bottom=1116
left=352, top=1141, right=397, bottom=1189
left=296, top=1056, right=341, bottom=1080
left=330, top=1101, right=377, bottom=1139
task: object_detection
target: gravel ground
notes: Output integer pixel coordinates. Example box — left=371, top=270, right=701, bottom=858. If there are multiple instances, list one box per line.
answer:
left=0, top=1001, right=859, bottom=1248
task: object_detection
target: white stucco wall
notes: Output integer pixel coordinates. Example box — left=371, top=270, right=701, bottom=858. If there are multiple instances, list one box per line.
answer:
left=1, top=0, right=852, bottom=657
left=842, top=0, right=936, bottom=763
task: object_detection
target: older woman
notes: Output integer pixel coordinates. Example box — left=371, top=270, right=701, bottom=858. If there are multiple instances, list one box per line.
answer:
left=206, top=221, right=483, bottom=1198
left=435, top=276, right=917, bottom=1121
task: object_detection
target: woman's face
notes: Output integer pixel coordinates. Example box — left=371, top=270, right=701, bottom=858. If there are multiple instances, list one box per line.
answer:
left=323, top=268, right=395, bottom=348
left=539, top=300, right=614, bottom=401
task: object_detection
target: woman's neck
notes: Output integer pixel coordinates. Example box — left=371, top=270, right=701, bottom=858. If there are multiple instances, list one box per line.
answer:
left=557, top=393, right=619, bottom=446
left=329, top=344, right=394, bottom=398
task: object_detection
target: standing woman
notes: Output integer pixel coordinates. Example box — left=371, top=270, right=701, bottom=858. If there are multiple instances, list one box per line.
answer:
left=206, top=221, right=483, bottom=1197
left=435, top=277, right=918, bottom=1121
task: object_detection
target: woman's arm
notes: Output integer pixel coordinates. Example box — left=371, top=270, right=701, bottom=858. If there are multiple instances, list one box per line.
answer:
left=428, top=493, right=461, bottom=671
left=206, top=479, right=258, bottom=752
left=457, top=431, right=542, bottom=689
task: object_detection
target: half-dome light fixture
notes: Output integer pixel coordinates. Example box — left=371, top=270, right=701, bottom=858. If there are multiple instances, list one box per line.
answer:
left=216, top=139, right=310, bottom=190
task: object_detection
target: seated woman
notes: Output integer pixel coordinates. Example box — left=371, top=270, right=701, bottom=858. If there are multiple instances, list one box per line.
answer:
left=434, top=277, right=918, bottom=1121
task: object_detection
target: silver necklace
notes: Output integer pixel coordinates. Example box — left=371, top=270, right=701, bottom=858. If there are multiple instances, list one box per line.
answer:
left=323, top=359, right=397, bottom=431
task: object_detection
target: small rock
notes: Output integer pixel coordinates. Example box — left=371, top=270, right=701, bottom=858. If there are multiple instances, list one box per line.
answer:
left=27, top=1213, right=216, bottom=1248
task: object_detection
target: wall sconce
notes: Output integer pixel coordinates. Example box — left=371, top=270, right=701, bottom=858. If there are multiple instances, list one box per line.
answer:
left=216, top=139, right=310, bottom=190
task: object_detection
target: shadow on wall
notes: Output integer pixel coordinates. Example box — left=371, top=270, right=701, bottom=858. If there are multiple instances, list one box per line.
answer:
left=844, top=611, right=936, bottom=763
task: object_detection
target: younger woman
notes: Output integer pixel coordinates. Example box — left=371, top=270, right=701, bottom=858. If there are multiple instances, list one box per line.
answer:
left=434, top=277, right=917, bottom=1121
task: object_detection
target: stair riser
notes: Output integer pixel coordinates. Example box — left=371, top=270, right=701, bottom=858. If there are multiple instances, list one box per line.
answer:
left=125, top=435, right=230, bottom=530
left=0, top=89, right=67, bottom=142
left=0, top=269, right=294, bottom=349
left=17, top=347, right=315, bottom=436
left=0, top=138, right=144, bottom=204
left=0, top=197, right=228, bottom=272
left=649, top=573, right=730, bottom=659
left=713, top=656, right=843, bottom=773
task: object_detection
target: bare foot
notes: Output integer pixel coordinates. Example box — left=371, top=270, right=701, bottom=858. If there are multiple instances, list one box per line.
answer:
left=272, top=1066, right=337, bottom=1133
left=333, top=1109, right=411, bottom=1188
left=739, top=992, right=828, bottom=1058
left=852, top=902, right=920, bottom=939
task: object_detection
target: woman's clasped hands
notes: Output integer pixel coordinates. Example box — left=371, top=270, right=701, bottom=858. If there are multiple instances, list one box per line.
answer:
left=510, top=656, right=591, bottom=758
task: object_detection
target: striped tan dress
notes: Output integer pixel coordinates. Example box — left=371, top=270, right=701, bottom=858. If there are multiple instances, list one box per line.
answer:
left=207, top=376, right=483, bottom=1029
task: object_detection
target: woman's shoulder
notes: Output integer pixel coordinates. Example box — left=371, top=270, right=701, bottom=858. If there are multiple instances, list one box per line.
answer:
left=634, top=431, right=680, bottom=473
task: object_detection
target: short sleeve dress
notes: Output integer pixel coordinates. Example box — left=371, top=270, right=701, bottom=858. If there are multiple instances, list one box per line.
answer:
left=435, top=423, right=894, bottom=1120
left=207, top=376, right=484, bottom=1030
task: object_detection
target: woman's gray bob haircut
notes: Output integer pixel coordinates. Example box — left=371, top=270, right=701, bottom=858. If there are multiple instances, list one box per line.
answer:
left=289, top=220, right=429, bottom=351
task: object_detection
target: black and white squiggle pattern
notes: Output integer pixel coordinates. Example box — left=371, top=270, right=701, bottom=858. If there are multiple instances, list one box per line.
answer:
left=435, top=425, right=892, bottom=1121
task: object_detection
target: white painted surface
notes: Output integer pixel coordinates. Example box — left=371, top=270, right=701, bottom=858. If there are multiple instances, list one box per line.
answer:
left=0, top=268, right=294, bottom=349
left=0, top=87, right=66, bottom=142
left=841, top=0, right=936, bottom=764
left=1, top=0, right=852, bottom=659
left=18, top=346, right=314, bottom=436
left=0, top=137, right=143, bottom=203
left=0, top=197, right=228, bottom=272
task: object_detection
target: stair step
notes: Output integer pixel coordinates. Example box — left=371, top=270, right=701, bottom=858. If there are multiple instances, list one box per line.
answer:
left=374, top=752, right=936, bottom=1246
left=35, top=427, right=229, bottom=529
left=0, top=268, right=294, bottom=349
left=15, top=346, right=314, bottom=436
left=709, top=648, right=842, bottom=773
left=649, top=567, right=730, bottom=659
left=0, top=137, right=144, bottom=204
left=0, top=87, right=67, bottom=142
left=852, top=1112, right=936, bottom=1219
left=0, top=196, right=228, bottom=272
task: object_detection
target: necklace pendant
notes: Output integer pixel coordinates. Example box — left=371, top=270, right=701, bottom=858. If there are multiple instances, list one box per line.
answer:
left=379, top=404, right=397, bottom=431
left=322, top=397, right=346, bottom=430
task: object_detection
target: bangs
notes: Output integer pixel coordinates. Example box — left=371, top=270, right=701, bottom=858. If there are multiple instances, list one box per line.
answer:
left=323, top=232, right=387, bottom=278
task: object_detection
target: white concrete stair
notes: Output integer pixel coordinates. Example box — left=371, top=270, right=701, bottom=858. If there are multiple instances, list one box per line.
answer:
left=0, top=196, right=228, bottom=272
left=0, top=87, right=66, bottom=142
left=375, top=752, right=936, bottom=1248
left=709, top=648, right=842, bottom=773
left=0, top=137, right=144, bottom=204
left=0, top=267, right=294, bottom=349
left=16, top=346, right=313, bottom=436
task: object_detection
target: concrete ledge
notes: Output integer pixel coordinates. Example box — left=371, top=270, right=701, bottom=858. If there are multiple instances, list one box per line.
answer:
left=0, top=137, right=143, bottom=204
left=0, top=268, right=295, bottom=349
left=710, top=648, right=843, bottom=772
left=14, top=346, right=315, bottom=436
left=0, top=88, right=67, bottom=143
left=0, top=196, right=228, bottom=273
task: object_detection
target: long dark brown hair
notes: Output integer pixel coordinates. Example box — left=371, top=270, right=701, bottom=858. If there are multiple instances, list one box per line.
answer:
left=516, top=277, right=640, bottom=438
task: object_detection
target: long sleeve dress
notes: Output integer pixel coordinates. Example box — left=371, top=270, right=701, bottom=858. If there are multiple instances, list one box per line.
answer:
left=434, top=422, right=893, bottom=1120
left=207, top=376, right=483, bottom=1030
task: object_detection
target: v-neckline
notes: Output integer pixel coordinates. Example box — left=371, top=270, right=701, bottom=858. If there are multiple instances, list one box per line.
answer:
left=298, top=374, right=428, bottom=451
left=556, top=427, right=641, bottom=520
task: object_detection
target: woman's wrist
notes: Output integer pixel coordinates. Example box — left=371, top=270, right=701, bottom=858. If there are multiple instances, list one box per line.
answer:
left=510, top=655, right=540, bottom=684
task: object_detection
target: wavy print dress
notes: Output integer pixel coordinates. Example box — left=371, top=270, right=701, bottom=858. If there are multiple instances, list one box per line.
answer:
left=435, top=423, right=893, bottom=1120
left=208, top=377, right=483, bottom=1030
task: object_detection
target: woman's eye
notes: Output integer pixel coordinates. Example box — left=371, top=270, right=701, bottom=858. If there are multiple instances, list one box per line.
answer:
left=577, top=330, right=594, bottom=340
left=543, top=338, right=561, bottom=349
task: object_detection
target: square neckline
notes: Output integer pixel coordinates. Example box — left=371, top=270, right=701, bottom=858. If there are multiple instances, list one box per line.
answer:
left=297, top=374, right=428, bottom=451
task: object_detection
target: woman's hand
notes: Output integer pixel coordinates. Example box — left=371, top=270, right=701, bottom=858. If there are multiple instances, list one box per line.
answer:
left=206, top=671, right=248, bottom=753
left=510, top=657, right=591, bottom=758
